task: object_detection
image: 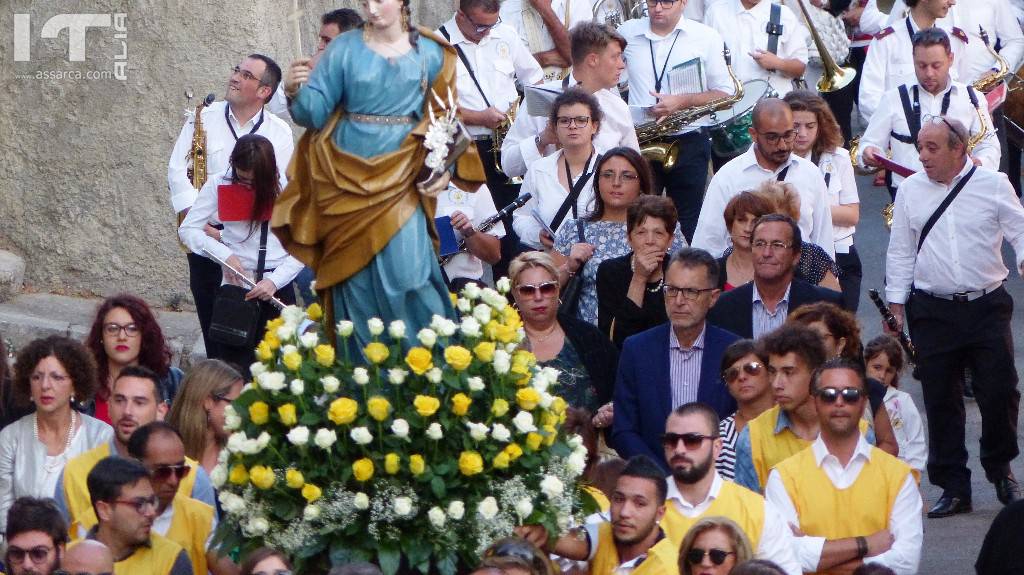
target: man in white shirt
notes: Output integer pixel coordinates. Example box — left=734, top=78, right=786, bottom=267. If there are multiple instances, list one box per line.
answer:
left=765, top=359, right=922, bottom=575
left=857, top=28, right=999, bottom=197
left=500, top=0, right=592, bottom=81
left=618, top=0, right=738, bottom=240
left=167, top=55, right=294, bottom=357
left=436, top=183, right=505, bottom=290
left=692, top=98, right=835, bottom=258
left=886, top=117, right=1024, bottom=517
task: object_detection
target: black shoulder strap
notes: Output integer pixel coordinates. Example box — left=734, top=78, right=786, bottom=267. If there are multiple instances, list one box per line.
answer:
left=255, top=221, right=269, bottom=282
left=550, top=153, right=599, bottom=234
left=967, top=84, right=980, bottom=109
left=897, top=85, right=922, bottom=145
left=440, top=26, right=492, bottom=107
left=917, top=166, right=976, bottom=253
left=767, top=4, right=783, bottom=55
left=776, top=165, right=790, bottom=182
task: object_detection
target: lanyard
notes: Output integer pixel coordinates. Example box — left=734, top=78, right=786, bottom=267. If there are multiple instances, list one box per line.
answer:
left=564, top=150, right=596, bottom=193
left=649, top=30, right=682, bottom=93
left=225, top=105, right=265, bottom=140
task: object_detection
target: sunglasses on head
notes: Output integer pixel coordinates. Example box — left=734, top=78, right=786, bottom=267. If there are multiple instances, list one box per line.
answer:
left=150, top=463, right=191, bottom=482
left=685, top=548, right=735, bottom=566
left=816, top=387, right=864, bottom=404
left=7, top=545, right=52, bottom=564
left=515, top=281, right=558, bottom=298
left=723, top=361, right=763, bottom=383
left=661, top=432, right=715, bottom=449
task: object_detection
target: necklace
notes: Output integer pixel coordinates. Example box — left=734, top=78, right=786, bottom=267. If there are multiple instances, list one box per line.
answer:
left=526, top=324, right=560, bottom=344
left=630, top=255, right=666, bottom=292
left=35, top=410, right=77, bottom=472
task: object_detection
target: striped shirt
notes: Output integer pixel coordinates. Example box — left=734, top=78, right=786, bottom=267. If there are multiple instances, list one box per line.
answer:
left=669, top=326, right=706, bottom=409
left=751, top=283, right=791, bottom=339
left=716, top=414, right=739, bottom=480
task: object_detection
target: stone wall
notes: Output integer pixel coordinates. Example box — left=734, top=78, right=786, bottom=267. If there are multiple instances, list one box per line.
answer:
left=0, top=0, right=453, bottom=308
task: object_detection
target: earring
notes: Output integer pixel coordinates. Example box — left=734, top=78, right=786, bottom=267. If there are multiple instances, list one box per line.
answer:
left=401, top=8, right=409, bottom=31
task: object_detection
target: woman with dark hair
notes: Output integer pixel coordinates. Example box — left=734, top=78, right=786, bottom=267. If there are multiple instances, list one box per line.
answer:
left=716, top=340, right=773, bottom=480
left=0, top=336, right=111, bottom=535
left=84, top=294, right=183, bottom=423
left=785, top=90, right=861, bottom=311
left=0, top=337, right=30, bottom=431
left=180, top=134, right=303, bottom=368
left=239, top=547, right=292, bottom=575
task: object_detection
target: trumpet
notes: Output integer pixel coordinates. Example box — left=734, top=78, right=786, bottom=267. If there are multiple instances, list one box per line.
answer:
left=795, top=0, right=856, bottom=93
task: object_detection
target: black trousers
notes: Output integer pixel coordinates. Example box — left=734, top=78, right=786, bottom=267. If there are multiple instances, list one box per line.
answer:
left=187, top=252, right=223, bottom=356
left=475, top=138, right=522, bottom=282
left=652, top=132, right=711, bottom=243
left=836, top=245, right=862, bottom=312
left=210, top=282, right=297, bottom=376
left=907, top=287, right=1020, bottom=496
left=820, top=46, right=868, bottom=147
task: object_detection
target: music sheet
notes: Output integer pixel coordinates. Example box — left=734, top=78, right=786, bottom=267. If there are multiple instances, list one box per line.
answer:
left=667, top=57, right=705, bottom=95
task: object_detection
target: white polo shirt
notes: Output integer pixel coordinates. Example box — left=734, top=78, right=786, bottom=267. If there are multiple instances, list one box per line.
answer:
left=436, top=183, right=506, bottom=280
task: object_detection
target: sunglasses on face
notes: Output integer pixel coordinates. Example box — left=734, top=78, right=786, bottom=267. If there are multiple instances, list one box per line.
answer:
left=723, top=361, right=764, bottom=383
left=109, top=495, right=159, bottom=514
left=7, top=545, right=52, bottom=564
left=685, top=548, right=735, bottom=566
left=150, top=463, right=191, bottom=482
left=816, top=387, right=864, bottom=404
left=515, top=281, right=558, bottom=298
left=661, top=432, right=715, bottom=449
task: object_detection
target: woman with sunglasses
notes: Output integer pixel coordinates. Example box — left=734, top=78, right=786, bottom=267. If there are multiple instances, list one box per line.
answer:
left=240, top=547, right=292, bottom=575
left=678, top=516, right=753, bottom=575
left=84, top=294, right=184, bottom=424
left=0, top=336, right=112, bottom=537
left=167, top=359, right=244, bottom=475
left=716, top=340, right=774, bottom=481
left=508, top=252, right=617, bottom=414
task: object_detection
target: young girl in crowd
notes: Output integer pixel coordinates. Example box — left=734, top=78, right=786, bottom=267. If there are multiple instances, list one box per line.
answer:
left=864, top=335, right=927, bottom=478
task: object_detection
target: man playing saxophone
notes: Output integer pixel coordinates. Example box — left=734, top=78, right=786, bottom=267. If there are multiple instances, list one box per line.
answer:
left=618, top=0, right=737, bottom=241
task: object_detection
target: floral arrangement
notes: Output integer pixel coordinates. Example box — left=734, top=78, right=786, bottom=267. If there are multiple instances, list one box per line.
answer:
left=419, top=88, right=471, bottom=191
left=212, top=281, right=593, bottom=574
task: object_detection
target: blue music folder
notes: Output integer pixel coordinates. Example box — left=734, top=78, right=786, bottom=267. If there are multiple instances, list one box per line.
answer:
left=434, top=215, right=460, bottom=257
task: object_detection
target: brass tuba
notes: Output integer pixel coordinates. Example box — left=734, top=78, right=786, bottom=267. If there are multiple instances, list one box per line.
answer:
left=795, top=0, right=857, bottom=93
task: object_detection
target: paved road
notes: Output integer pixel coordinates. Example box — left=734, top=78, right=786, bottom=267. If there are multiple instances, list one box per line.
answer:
left=850, top=170, right=1024, bottom=574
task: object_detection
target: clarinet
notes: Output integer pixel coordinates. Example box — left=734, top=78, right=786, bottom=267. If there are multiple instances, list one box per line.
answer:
left=439, top=193, right=532, bottom=266
left=868, top=289, right=917, bottom=364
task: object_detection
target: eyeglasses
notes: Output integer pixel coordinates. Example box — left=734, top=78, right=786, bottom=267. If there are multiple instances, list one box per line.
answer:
left=55, top=571, right=114, bottom=575
left=556, top=115, right=591, bottom=127
left=816, top=387, right=864, bottom=404
left=109, top=495, right=158, bottom=514
left=103, top=322, right=140, bottom=337
left=149, top=463, right=191, bottom=482
left=751, top=239, right=793, bottom=251
left=921, top=114, right=967, bottom=147
left=756, top=130, right=796, bottom=145
left=661, top=432, right=716, bottom=449
left=723, top=361, right=764, bottom=383
left=599, top=170, right=639, bottom=182
left=7, top=545, right=53, bottom=564
left=515, top=281, right=559, bottom=298
left=646, top=0, right=680, bottom=6
left=663, top=285, right=715, bottom=301
left=461, top=11, right=501, bottom=34
left=231, top=65, right=265, bottom=84
left=685, top=548, right=736, bottom=566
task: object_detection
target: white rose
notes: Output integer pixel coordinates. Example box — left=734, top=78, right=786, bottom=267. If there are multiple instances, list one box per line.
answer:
left=224, top=405, right=241, bottom=431
left=540, top=475, right=564, bottom=499
left=314, top=428, right=337, bottom=449
left=531, top=375, right=550, bottom=394
left=238, top=439, right=259, bottom=454
left=287, top=426, right=310, bottom=446
left=539, top=392, right=553, bottom=409
left=481, top=288, right=507, bottom=310
left=367, top=318, right=385, bottom=336
left=320, top=375, right=341, bottom=393
left=282, top=344, right=298, bottom=356
left=447, top=500, right=466, bottom=520
left=278, top=324, right=295, bottom=342
left=247, top=517, right=270, bottom=536
left=354, top=492, right=370, bottom=510
left=566, top=451, right=587, bottom=476
left=428, top=506, right=447, bottom=528
left=300, top=332, right=319, bottom=349
left=303, top=505, right=321, bottom=521
left=426, top=422, right=444, bottom=440
left=512, top=411, right=537, bottom=433
left=460, top=316, right=482, bottom=338
left=337, top=320, right=354, bottom=337
left=391, top=419, right=410, bottom=439
left=250, top=362, right=267, bottom=377
left=352, top=367, right=370, bottom=386
left=493, top=350, right=511, bottom=374
left=477, top=497, right=499, bottom=520
left=457, top=297, right=472, bottom=313
left=429, top=315, right=447, bottom=333
left=388, top=368, right=407, bottom=385
left=226, top=432, right=247, bottom=454
left=417, top=328, right=438, bottom=348
left=515, top=498, right=534, bottom=519
left=350, top=426, right=373, bottom=445
left=219, top=492, right=246, bottom=515
left=439, top=319, right=457, bottom=337
left=472, top=303, right=492, bottom=325
left=540, top=367, right=561, bottom=385
left=465, top=421, right=490, bottom=441
left=210, top=464, right=227, bottom=488
left=258, top=372, right=286, bottom=392
left=282, top=305, right=306, bottom=327
left=388, top=320, right=407, bottom=339
left=467, top=377, right=485, bottom=392
left=393, top=497, right=413, bottom=516
left=462, top=282, right=481, bottom=300
left=426, top=367, right=443, bottom=384
left=490, top=423, right=511, bottom=443
left=290, top=379, right=305, bottom=396
left=255, top=431, right=271, bottom=449
left=496, top=276, right=511, bottom=294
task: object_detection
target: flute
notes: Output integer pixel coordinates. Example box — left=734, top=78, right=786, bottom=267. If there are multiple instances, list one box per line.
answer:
left=203, top=249, right=287, bottom=311
left=868, top=289, right=916, bottom=364
left=439, top=193, right=532, bottom=266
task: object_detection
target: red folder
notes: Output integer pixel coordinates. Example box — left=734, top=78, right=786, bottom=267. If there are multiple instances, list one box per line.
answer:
left=874, top=157, right=916, bottom=179
left=218, top=184, right=272, bottom=222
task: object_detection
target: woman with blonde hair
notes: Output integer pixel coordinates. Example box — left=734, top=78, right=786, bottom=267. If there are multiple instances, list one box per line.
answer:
left=168, top=359, right=244, bottom=474
left=678, top=516, right=753, bottom=575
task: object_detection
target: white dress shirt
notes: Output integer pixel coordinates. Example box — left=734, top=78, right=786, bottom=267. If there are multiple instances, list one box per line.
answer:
left=765, top=435, right=923, bottom=575
left=500, top=0, right=592, bottom=79
left=856, top=80, right=998, bottom=187
left=703, top=0, right=810, bottom=97
left=439, top=19, right=544, bottom=138
left=267, top=84, right=292, bottom=122
left=692, top=146, right=836, bottom=258
left=666, top=472, right=802, bottom=575
left=153, top=501, right=218, bottom=551
left=618, top=16, right=736, bottom=131
left=179, top=172, right=304, bottom=291
left=168, top=101, right=294, bottom=213
left=858, top=15, right=970, bottom=121
left=886, top=162, right=1024, bottom=303
left=883, top=387, right=927, bottom=473
left=945, top=0, right=1024, bottom=82
left=808, top=148, right=859, bottom=254
left=500, top=75, right=638, bottom=178
left=436, top=183, right=506, bottom=281
left=858, top=0, right=893, bottom=37
left=513, top=150, right=599, bottom=248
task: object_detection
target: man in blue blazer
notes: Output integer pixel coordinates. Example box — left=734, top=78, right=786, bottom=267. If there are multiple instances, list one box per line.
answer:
left=613, top=248, right=741, bottom=471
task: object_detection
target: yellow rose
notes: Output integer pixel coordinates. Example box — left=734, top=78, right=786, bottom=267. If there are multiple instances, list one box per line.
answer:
left=512, top=350, right=536, bottom=370
left=543, top=425, right=557, bottom=445
left=285, top=468, right=305, bottom=489
left=541, top=411, right=559, bottom=427
left=503, top=305, right=522, bottom=328
left=249, top=401, right=270, bottom=425
left=550, top=396, right=567, bottom=416
left=283, top=350, right=303, bottom=371
left=306, top=302, right=323, bottom=321
left=516, top=388, right=541, bottom=411
left=473, top=341, right=496, bottom=363
left=458, top=451, right=484, bottom=476
left=264, top=332, right=281, bottom=351
left=504, top=443, right=524, bottom=461
left=249, top=465, right=276, bottom=489
left=385, top=452, right=400, bottom=475
left=409, top=454, right=426, bottom=476
left=256, top=341, right=274, bottom=361
left=450, top=292, right=459, bottom=306
left=314, top=344, right=335, bottom=367
left=302, top=483, right=323, bottom=503
left=405, top=347, right=434, bottom=375
left=367, top=396, right=392, bottom=422
left=525, top=432, right=543, bottom=451
left=352, top=458, right=375, bottom=482
left=277, top=403, right=297, bottom=427
left=266, top=317, right=285, bottom=332
left=450, top=393, right=472, bottom=417
left=229, top=464, right=248, bottom=485
left=491, top=398, right=510, bottom=417
left=328, top=397, right=358, bottom=425
left=492, top=322, right=517, bottom=343
left=444, top=346, right=473, bottom=371
left=413, top=395, right=441, bottom=418
left=493, top=451, right=511, bottom=469
left=364, top=342, right=390, bottom=364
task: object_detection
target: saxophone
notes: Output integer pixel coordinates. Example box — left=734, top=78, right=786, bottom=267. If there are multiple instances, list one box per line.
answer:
left=493, top=98, right=519, bottom=178
left=178, top=92, right=216, bottom=252
left=636, top=48, right=744, bottom=171
left=973, top=27, right=1009, bottom=94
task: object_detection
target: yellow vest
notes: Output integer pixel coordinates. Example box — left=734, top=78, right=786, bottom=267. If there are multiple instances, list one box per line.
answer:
left=583, top=485, right=611, bottom=513
left=660, top=481, right=765, bottom=551
left=114, top=532, right=186, bottom=575
left=164, top=495, right=214, bottom=575
left=590, top=523, right=680, bottom=575
left=774, top=446, right=912, bottom=575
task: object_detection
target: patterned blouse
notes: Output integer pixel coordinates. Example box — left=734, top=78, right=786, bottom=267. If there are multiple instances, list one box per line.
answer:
left=716, top=414, right=738, bottom=481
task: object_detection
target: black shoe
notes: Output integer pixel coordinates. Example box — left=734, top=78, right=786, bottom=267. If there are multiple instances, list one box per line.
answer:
left=928, top=493, right=973, bottom=518
left=995, top=476, right=1021, bottom=505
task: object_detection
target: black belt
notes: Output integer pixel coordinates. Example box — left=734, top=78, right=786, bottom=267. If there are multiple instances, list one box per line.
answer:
left=913, top=281, right=1004, bottom=303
